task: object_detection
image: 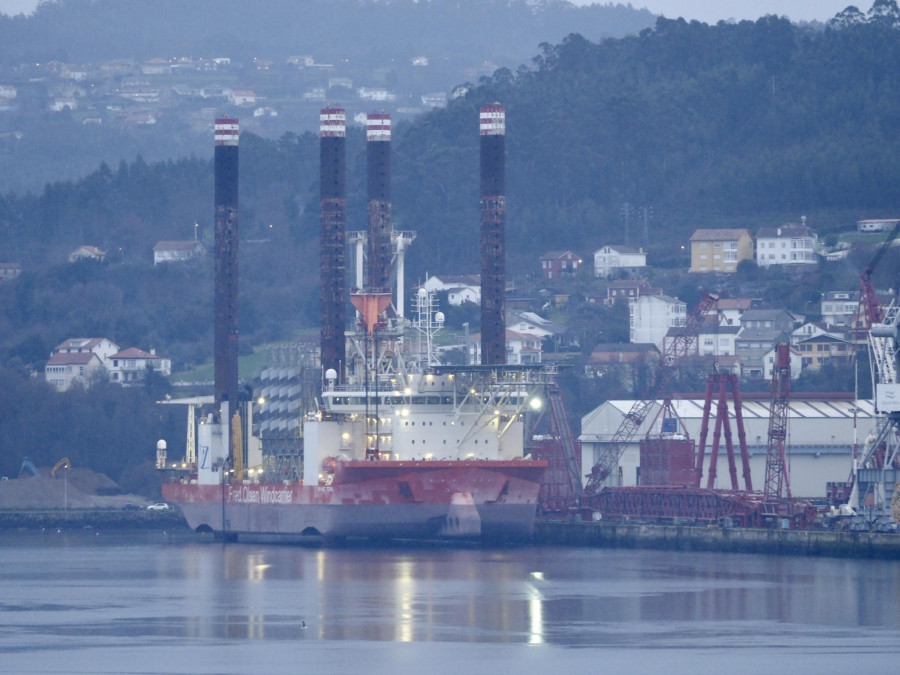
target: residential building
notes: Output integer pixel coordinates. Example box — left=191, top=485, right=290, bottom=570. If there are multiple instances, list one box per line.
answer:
left=107, top=348, right=172, bottom=383
left=50, top=96, right=77, bottom=111
left=820, top=291, right=860, bottom=328
left=0, top=262, right=21, bottom=281
left=45, top=352, right=104, bottom=391
left=739, top=308, right=803, bottom=333
left=630, top=294, right=686, bottom=350
left=857, top=218, right=898, bottom=233
left=586, top=343, right=660, bottom=391
left=791, top=321, right=844, bottom=346
left=796, top=334, right=853, bottom=370
left=601, top=279, right=662, bottom=306
left=506, top=311, right=565, bottom=340
left=54, top=337, right=120, bottom=363
left=229, top=89, right=257, bottom=106
left=506, top=330, right=543, bottom=364
left=762, top=345, right=803, bottom=380
left=421, top=275, right=480, bottom=306
left=153, top=240, right=204, bottom=265
left=712, top=297, right=754, bottom=326
left=540, top=250, right=581, bottom=281
left=735, top=327, right=790, bottom=378
left=592, top=245, right=646, bottom=279
left=468, top=329, right=543, bottom=365
left=68, top=245, right=106, bottom=263
left=689, top=228, right=753, bottom=273
left=697, top=319, right=741, bottom=356
left=756, top=221, right=817, bottom=266
left=142, top=58, right=172, bottom=75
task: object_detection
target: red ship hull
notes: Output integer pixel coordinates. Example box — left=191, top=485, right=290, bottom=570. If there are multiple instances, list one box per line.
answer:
left=163, top=459, right=547, bottom=542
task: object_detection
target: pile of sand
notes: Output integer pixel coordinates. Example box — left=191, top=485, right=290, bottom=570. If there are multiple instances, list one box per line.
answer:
left=0, top=470, right=147, bottom=510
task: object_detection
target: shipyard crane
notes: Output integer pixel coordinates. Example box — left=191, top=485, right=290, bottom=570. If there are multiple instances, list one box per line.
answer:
left=532, top=380, right=582, bottom=515
left=858, top=222, right=899, bottom=329
left=583, top=292, right=718, bottom=503
left=763, top=343, right=792, bottom=501
left=848, top=223, right=900, bottom=514
left=694, top=371, right=751, bottom=492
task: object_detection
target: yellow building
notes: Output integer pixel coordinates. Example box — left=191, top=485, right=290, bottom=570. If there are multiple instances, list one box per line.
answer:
left=689, top=228, right=753, bottom=273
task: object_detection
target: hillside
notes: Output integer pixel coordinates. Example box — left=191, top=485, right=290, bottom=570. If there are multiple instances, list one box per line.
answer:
left=2, top=5, right=900, bottom=481
left=0, top=0, right=655, bottom=192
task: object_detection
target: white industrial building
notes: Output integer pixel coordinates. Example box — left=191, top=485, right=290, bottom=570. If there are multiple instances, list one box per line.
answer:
left=579, top=397, right=879, bottom=499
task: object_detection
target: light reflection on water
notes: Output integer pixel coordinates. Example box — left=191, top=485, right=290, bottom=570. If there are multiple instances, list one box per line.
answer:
left=1, top=530, right=899, bottom=673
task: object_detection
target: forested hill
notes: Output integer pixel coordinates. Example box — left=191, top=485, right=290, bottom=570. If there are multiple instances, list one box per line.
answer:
left=3, top=8, right=900, bottom=369
left=0, top=0, right=653, bottom=66
left=397, top=8, right=900, bottom=268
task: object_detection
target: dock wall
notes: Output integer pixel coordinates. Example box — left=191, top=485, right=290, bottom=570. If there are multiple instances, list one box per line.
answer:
left=534, top=520, right=900, bottom=559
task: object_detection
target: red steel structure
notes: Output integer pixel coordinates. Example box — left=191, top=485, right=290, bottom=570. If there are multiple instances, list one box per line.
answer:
left=694, top=373, right=752, bottom=492
left=366, top=113, right=392, bottom=294
left=320, top=108, right=347, bottom=380
left=532, top=382, right=582, bottom=515
left=763, top=343, right=792, bottom=500
left=859, top=221, right=899, bottom=328
left=479, top=105, right=506, bottom=365
left=214, top=116, right=240, bottom=416
left=584, top=292, right=718, bottom=500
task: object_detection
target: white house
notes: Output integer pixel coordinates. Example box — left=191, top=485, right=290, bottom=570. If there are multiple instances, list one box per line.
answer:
left=54, top=337, right=120, bottom=363
left=696, top=320, right=741, bottom=357
left=857, top=218, right=898, bottom=232
left=506, top=330, right=543, bottom=364
left=0, top=262, right=21, bottom=281
left=107, top=347, right=172, bottom=384
left=762, top=345, right=803, bottom=380
left=468, top=329, right=543, bottom=365
left=45, top=352, right=104, bottom=391
left=820, top=291, right=860, bottom=328
left=229, top=89, right=257, bottom=106
left=506, top=311, right=563, bottom=339
left=422, top=275, right=480, bottom=306
left=153, top=240, right=203, bottom=265
left=712, top=297, right=754, bottom=326
left=49, top=97, right=77, bottom=111
left=791, top=321, right=844, bottom=346
left=358, top=87, right=396, bottom=102
left=593, top=245, right=647, bottom=279
left=45, top=338, right=120, bottom=390
left=68, top=246, right=105, bottom=262
left=756, top=221, right=818, bottom=266
left=630, top=294, right=686, bottom=349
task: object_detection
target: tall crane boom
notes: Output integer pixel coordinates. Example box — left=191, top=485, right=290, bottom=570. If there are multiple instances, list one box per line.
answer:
left=584, top=292, right=718, bottom=497
left=860, top=222, right=900, bottom=327
left=763, top=343, right=792, bottom=500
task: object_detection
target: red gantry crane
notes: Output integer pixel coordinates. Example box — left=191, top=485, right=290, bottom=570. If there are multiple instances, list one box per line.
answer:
left=583, top=292, right=718, bottom=506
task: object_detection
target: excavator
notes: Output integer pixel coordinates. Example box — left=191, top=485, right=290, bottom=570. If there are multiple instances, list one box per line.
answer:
left=51, top=457, right=71, bottom=478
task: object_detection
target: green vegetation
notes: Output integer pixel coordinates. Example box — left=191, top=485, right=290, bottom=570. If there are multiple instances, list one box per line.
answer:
left=2, top=5, right=900, bottom=481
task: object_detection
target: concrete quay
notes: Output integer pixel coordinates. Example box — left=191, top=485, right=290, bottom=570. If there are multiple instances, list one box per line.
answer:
left=534, top=520, right=900, bottom=559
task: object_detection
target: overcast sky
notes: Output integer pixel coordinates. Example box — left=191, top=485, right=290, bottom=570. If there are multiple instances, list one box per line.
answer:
left=0, top=0, right=859, bottom=23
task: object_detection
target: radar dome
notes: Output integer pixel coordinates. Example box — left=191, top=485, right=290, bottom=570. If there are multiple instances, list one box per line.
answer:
left=435, top=312, right=445, bottom=324
left=156, top=439, right=167, bottom=450
left=417, top=288, right=427, bottom=298
left=325, top=368, right=338, bottom=381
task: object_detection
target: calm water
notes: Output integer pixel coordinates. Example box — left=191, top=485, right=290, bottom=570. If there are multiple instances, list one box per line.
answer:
left=0, top=530, right=898, bottom=674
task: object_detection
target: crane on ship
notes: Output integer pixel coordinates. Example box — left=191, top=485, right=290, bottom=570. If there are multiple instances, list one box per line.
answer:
left=583, top=292, right=718, bottom=507
left=849, top=224, right=900, bottom=519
